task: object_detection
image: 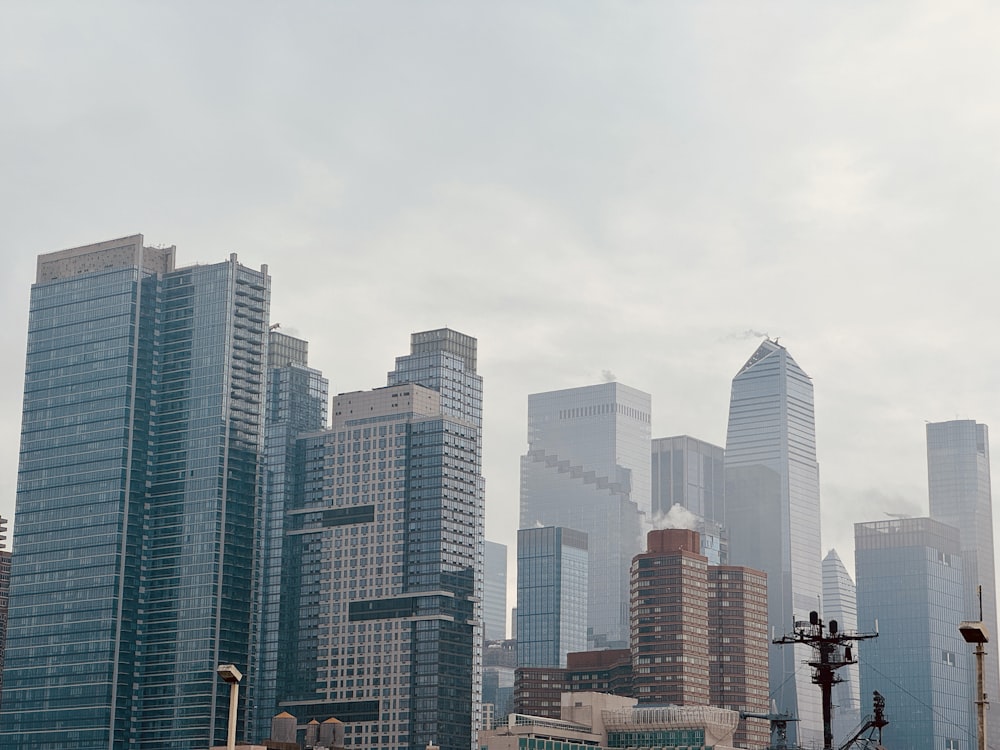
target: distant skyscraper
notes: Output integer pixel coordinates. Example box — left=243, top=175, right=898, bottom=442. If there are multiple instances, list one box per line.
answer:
left=856, top=518, right=970, bottom=750
left=0, top=237, right=270, bottom=749
left=822, top=548, right=861, bottom=740
left=516, top=527, right=588, bottom=668
left=651, top=436, right=728, bottom=563
left=927, top=419, right=1000, bottom=743
left=630, top=529, right=710, bottom=706
left=651, top=435, right=725, bottom=523
left=484, top=541, right=508, bottom=641
left=520, top=382, right=651, bottom=647
left=252, top=331, right=328, bottom=740
left=724, top=339, right=822, bottom=745
left=278, top=329, right=484, bottom=750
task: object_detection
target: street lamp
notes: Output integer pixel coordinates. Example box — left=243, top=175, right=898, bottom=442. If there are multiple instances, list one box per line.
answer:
left=960, top=618, right=990, bottom=750
left=217, top=664, right=243, bottom=750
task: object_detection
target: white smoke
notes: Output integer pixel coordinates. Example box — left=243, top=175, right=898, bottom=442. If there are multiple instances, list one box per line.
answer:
left=651, top=503, right=701, bottom=531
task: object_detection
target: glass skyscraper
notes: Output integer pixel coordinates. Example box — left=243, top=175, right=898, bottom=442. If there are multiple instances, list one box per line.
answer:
left=855, top=518, right=970, bottom=750
left=651, top=435, right=727, bottom=564
left=0, top=237, right=270, bottom=750
left=724, top=339, right=822, bottom=745
left=278, top=329, right=484, bottom=750
left=520, top=382, right=651, bottom=648
left=926, top=419, right=1000, bottom=745
left=516, top=526, right=588, bottom=668
left=484, top=540, right=508, bottom=642
left=251, top=331, right=328, bottom=740
left=650, top=435, right=725, bottom=523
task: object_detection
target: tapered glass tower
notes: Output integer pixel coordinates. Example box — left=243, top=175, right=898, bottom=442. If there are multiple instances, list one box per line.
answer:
left=0, top=237, right=270, bottom=750
left=724, top=339, right=822, bottom=745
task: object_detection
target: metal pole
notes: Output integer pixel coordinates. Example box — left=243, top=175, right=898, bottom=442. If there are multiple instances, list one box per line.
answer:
left=227, top=680, right=239, bottom=750
left=976, top=642, right=987, bottom=750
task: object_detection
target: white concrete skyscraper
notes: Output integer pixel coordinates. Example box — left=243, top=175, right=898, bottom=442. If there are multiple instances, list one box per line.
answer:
left=520, top=382, right=651, bottom=648
left=724, top=339, right=822, bottom=745
left=926, top=419, right=1000, bottom=743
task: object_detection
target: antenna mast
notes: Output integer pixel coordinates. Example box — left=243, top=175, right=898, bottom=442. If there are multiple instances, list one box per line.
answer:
left=773, top=611, right=879, bottom=750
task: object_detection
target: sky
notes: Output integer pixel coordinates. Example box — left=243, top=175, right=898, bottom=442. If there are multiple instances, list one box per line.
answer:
left=3, top=1, right=1000, bottom=621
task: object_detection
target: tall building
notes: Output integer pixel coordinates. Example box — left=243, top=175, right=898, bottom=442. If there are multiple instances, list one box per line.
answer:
left=724, top=339, right=822, bottom=744
left=278, top=328, right=484, bottom=750
left=708, top=565, right=769, bottom=748
left=651, top=435, right=725, bottom=523
left=926, top=419, right=1000, bottom=743
left=482, top=640, right=516, bottom=730
left=855, top=518, right=969, bottom=750
left=252, top=331, right=328, bottom=740
left=520, top=382, right=651, bottom=648
left=0, top=237, right=270, bottom=749
left=630, top=529, right=710, bottom=706
left=651, top=436, right=728, bottom=563
left=516, top=527, right=588, bottom=668
left=484, top=541, right=508, bottom=641
left=822, top=548, right=861, bottom=740
left=0, top=516, right=9, bottom=708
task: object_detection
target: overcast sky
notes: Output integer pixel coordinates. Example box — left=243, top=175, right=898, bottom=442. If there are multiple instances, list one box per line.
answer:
left=3, top=2, right=1000, bottom=616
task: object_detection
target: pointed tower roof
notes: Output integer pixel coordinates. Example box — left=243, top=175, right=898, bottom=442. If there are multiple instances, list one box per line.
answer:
left=736, top=338, right=783, bottom=376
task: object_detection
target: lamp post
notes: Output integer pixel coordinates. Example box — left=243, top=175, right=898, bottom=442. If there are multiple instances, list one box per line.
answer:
left=216, top=664, right=243, bottom=750
left=960, top=617, right=990, bottom=750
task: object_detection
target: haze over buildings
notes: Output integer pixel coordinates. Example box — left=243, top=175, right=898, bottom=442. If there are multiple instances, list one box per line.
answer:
left=520, top=382, right=651, bottom=648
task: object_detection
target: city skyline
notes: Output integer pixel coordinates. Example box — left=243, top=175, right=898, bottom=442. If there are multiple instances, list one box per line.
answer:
left=6, top=3, right=1000, bottom=639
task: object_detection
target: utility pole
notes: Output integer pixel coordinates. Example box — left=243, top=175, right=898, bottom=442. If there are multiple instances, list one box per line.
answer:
left=960, top=585, right=991, bottom=750
left=774, top=611, right=879, bottom=750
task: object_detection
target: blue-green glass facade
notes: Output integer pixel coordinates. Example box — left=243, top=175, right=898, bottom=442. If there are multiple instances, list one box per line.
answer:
left=516, top=527, right=588, bottom=668
left=252, top=332, right=328, bottom=740
left=855, top=518, right=970, bottom=750
left=0, top=238, right=269, bottom=750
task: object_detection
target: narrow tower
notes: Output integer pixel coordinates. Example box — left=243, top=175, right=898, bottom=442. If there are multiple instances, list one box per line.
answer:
left=927, top=419, right=1000, bottom=744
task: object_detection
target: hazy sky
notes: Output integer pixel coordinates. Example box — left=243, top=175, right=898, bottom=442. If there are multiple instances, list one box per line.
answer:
left=3, top=2, right=1000, bottom=607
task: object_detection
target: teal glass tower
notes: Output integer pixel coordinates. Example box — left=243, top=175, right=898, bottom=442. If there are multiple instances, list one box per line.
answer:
left=516, top=526, right=589, bottom=668
left=251, top=331, right=328, bottom=741
left=0, top=237, right=270, bottom=750
left=855, top=518, right=970, bottom=750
